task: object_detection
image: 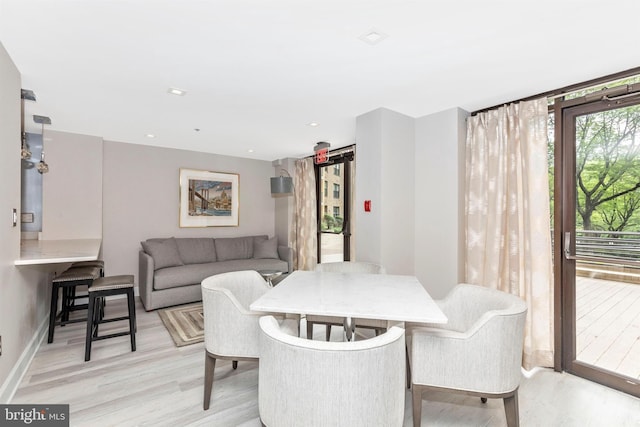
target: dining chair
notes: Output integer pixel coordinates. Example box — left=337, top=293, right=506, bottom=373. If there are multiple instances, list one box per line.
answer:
left=306, top=261, right=387, bottom=340
left=407, top=283, right=527, bottom=427
left=258, top=315, right=405, bottom=427
left=201, top=270, right=297, bottom=410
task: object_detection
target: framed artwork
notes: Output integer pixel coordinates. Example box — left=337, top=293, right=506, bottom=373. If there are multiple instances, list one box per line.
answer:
left=179, top=168, right=239, bottom=227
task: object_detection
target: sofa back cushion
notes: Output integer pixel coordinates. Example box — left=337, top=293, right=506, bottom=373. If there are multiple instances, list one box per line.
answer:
left=141, top=237, right=184, bottom=270
left=175, top=238, right=217, bottom=264
left=254, top=236, right=279, bottom=259
left=215, top=236, right=264, bottom=261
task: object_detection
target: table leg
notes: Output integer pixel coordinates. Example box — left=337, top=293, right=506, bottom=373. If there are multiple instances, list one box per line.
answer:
left=343, top=317, right=356, bottom=341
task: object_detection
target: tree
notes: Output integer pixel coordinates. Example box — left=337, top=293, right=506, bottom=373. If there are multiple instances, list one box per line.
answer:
left=575, top=104, right=640, bottom=231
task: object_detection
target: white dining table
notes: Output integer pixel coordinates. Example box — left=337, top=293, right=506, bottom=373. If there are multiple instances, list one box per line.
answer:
left=250, top=270, right=448, bottom=340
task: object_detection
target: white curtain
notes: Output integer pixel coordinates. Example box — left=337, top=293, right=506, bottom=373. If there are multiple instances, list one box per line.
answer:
left=290, top=157, right=317, bottom=271
left=465, top=97, right=554, bottom=369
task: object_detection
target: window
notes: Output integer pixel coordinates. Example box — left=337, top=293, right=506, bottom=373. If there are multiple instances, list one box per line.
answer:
left=323, top=205, right=328, bottom=215
left=333, top=183, right=340, bottom=199
left=324, top=181, right=328, bottom=197
left=333, top=164, right=341, bottom=176
left=333, top=206, right=340, bottom=217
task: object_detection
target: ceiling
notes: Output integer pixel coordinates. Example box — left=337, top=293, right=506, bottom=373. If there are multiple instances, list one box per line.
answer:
left=1, top=1, right=638, bottom=162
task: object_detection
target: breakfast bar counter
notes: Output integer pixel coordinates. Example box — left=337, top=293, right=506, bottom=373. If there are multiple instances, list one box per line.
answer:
left=15, top=238, right=102, bottom=266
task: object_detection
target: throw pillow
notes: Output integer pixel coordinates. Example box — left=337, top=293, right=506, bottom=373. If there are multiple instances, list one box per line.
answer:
left=141, top=237, right=184, bottom=270
left=254, top=236, right=279, bottom=259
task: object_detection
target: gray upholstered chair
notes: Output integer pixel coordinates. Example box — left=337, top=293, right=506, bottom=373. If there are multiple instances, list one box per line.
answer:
left=258, top=315, right=405, bottom=427
left=201, top=270, right=297, bottom=410
left=407, top=284, right=527, bottom=427
left=306, top=261, right=387, bottom=340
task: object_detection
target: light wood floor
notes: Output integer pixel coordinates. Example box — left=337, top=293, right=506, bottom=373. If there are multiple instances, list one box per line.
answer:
left=576, top=277, right=640, bottom=379
left=12, top=298, right=640, bottom=427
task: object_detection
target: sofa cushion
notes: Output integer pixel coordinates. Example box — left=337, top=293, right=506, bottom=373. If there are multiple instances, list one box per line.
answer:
left=215, top=236, right=259, bottom=261
left=152, top=258, right=288, bottom=290
left=175, top=238, right=217, bottom=264
left=254, top=236, right=279, bottom=259
left=141, top=237, right=184, bottom=270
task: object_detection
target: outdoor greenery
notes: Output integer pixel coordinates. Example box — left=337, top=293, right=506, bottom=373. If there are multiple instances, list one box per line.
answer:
left=549, top=98, right=640, bottom=233
left=321, top=214, right=343, bottom=233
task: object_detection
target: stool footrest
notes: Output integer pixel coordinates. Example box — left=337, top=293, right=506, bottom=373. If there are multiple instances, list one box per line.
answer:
left=92, top=331, right=132, bottom=341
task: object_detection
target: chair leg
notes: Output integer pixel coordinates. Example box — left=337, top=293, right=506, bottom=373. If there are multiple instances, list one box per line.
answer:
left=412, top=384, right=424, bottom=427
left=203, top=352, right=216, bottom=410
left=84, top=294, right=96, bottom=361
left=127, top=289, right=136, bottom=352
left=504, top=390, right=519, bottom=427
left=47, top=283, right=60, bottom=343
left=232, top=361, right=238, bottom=369
left=306, top=321, right=313, bottom=340
left=405, top=348, right=411, bottom=389
left=325, top=325, right=331, bottom=341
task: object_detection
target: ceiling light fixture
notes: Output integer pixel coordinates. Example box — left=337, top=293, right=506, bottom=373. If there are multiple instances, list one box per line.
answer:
left=167, top=87, right=186, bottom=96
left=307, top=122, right=319, bottom=127
left=146, top=134, right=155, bottom=138
left=358, top=28, right=388, bottom=45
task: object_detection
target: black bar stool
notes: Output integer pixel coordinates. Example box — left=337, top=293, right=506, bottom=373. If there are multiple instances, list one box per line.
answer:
left=85, top=275, right=137, bottom=362
left=48, top=266, right=101, bottom=343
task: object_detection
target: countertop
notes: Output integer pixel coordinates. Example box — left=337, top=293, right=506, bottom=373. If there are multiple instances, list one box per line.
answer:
left=15, top=238, right=102, bottom=265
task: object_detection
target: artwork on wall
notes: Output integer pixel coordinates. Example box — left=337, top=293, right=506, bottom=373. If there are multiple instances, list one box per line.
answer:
left=179, top=168, right=239, bottom=227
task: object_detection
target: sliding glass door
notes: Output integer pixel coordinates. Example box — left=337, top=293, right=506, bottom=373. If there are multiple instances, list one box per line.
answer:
left=557, top=86, right=640, bottom=397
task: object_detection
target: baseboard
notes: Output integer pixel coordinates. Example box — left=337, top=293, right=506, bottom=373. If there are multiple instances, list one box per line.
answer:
left=0, top=315, right=48, bottom=403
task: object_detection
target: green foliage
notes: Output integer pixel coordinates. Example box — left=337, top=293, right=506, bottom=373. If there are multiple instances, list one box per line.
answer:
left=574, top=104, right=640, bottom=231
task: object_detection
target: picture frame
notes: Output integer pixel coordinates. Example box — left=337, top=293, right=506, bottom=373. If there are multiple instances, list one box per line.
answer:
left=179, top=168, right=239, bottom=227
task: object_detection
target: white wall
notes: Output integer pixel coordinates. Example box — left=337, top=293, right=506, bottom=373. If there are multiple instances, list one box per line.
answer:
left=414, top=107, right=468, bottom=298
left=354, top=106, right=467, bottom=297
left=355, top=108, right=415, bottom=274
left=0, top=42, right=51, bottom=403
left=102, top=140, right=277, bottom=281
left=41, top=131, right=103, bottom=240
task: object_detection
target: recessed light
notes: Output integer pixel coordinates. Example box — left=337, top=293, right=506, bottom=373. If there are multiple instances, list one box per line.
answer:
left=307, top=122, right=319, bottom=127
left=248, top=149, right=254, bottom=153
left=358, top=28, right=388, bottom=45
left=146, top=134, right=155, bottom=138
left=167, top=87, right=186, bottom=96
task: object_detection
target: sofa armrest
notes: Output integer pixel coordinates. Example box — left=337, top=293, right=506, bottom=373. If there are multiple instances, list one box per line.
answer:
left=277, top=245, right=293, bottom=273
left=139, top=251, right=155, bottom=311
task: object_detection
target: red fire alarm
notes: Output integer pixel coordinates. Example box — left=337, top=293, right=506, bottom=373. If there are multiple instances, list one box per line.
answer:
left=364, top=200, right=371, bottom=212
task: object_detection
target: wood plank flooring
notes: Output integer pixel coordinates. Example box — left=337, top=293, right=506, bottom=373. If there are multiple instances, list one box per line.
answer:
left=11, top=298, right=640, bottom=426
left=576, top=277, right=640, bottom=379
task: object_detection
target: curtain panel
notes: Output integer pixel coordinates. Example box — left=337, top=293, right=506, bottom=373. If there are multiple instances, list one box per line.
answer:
left=465, top=97, right=554, bottom=369
left=290, top=157, right=317, bottom=271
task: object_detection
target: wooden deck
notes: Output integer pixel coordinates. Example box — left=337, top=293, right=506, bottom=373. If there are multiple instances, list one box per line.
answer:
left=576, top=276, right=640, bottom=380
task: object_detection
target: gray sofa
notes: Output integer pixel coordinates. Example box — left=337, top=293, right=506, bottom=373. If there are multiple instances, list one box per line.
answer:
left=139, top=235, right=291, bottom=311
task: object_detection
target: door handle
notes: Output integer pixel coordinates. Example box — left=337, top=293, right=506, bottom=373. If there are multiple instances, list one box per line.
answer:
left=564, top=232, right=576, bottom=260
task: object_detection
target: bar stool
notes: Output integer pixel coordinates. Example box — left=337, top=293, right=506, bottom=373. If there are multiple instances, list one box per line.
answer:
left=70, top=260, right=105, bottom=276
left=48, top=266, right=101, bottom=343
left=85, top=275, right=136, bottom=362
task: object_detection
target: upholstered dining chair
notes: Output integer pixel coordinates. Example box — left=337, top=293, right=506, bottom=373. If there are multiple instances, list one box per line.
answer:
left=306, top=261, right=387, bottom=340
left=258, top=315, right=405, bottom=427
left=201, top=270, right=297, bottom=410
left=407, top=284, right=527, bottom=427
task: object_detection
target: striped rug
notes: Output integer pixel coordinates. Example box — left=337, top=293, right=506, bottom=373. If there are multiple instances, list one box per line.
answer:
left=158, top=302, right=204, bottom=347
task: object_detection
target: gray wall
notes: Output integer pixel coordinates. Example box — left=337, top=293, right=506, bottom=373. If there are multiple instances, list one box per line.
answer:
left=102, top=140, right=276, bottom=281
left=0, top=42, right=51, bottom=402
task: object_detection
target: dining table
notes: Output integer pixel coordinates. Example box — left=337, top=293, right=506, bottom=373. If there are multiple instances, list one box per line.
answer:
left=250, top=270, right=448, bottom=341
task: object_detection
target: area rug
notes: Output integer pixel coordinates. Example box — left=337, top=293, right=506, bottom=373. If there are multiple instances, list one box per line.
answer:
left=158, top=302, right=204, bottom=347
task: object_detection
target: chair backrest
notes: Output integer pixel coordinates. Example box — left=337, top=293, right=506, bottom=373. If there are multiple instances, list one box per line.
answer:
left=201, top=270, right=269, bottom=357
left=422, top=283, right=527, bottom=393
left=314, top=261, right=385, bottom=274
left=258, top=315, right=405, bottom=427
